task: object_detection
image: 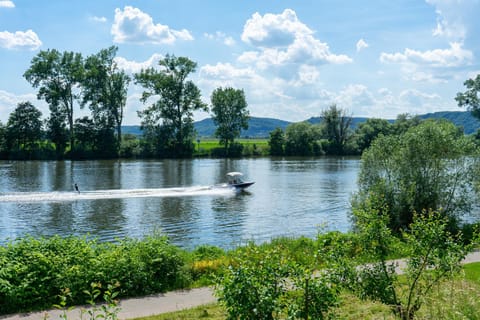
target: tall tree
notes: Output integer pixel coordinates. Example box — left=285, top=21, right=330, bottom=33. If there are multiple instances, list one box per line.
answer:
left=456, top=73, right=480, bottom=120
left=24, top=49, right=84, bottom=150
left=82, top=46, right=130, bottom=152
left=210, top=87, right=249, bottom=155
left=134, top=54, right=208, bottom=157
left=6, top=102, right=43, bottom=154
left=321, top=104, right=352, bottom=155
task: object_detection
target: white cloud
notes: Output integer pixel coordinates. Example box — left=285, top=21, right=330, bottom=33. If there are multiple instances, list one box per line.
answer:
left=380, top=42, right=473, bottom=67
left=410, top=71, right=448, bottom=83
left=239, top=9, right=352, bottom=70
left=338, top=86, right=445, bottom=119
left=0, top=90, right=46, bottom=123
left=114, top=53, right=164, bottom=74
left=224, top=37, right=235, bottom=46
left=295, top=65, right=320, bottom=85
left=338, top=84, right=374, bottom=106
left=204, top=31, right=236, bottom=46
left=398, top=89, right=442, bottom=113
left=196, top=58, right=449, bottom=121
left=0, top=1, right=14, bottom=8
left=0, top=29, right=42, bottom=50
left=198, top=63, right=302, bottom=119
left=200, top=62, right=256, bottom=80
left=356, top=38, right=369, bottom=52
left=426, top=0, right=480, bottom=40
left=111, top=6, right=193, bottom=44
left=91, top=16, right=107, bottom=23
left=241, top=9, right=312, bottom=47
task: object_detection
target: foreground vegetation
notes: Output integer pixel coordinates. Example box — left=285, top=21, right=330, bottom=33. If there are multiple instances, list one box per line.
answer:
left=139, top=268, right=480, bottom=320
left=0, top=215, right=478, bottom=319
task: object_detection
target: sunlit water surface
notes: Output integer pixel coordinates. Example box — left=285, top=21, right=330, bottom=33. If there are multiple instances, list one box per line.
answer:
left=0, top=158, right=369, bottom=249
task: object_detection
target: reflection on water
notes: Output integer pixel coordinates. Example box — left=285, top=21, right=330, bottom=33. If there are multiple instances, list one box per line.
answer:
left=0, top=158, right=360, bottom=249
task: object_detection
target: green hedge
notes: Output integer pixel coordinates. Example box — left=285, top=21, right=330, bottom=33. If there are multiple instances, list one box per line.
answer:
left=0, top=234, right=190, bottom=315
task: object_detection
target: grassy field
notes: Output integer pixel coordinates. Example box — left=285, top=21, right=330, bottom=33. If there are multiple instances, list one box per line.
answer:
left=194, top=138, right=269, bottom=156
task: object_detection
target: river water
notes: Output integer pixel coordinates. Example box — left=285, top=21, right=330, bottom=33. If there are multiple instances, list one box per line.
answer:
left=0, top=158, right=360, bottom=249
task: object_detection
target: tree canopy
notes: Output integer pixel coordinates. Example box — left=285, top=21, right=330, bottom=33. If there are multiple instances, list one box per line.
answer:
left=285, top=121, right=322, bottom=156
left=24, top=49, right=84, bottom=151
left=352, top=119, right=480, bottom=232
left=134, top=54, right=207, bottom=157
left=82, top=46, right=130, bottom=152
left=210, top=87, right=249, bottom=155
left=456, top=74, right=480, bottom=120
left=6, top=102, right=43, bottom=156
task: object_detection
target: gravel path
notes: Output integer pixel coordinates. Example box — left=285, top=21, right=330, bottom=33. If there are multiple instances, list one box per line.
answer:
left=2, top=251, right=479, bottom=320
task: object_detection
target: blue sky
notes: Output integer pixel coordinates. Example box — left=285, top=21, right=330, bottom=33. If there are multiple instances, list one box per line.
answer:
left=0, top=0, right=479, bottom=125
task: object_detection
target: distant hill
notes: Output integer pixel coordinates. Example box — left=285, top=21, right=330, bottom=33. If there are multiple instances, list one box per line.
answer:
left=418, top=111, right=480, bottom=134
left=194, top=117, right=291, bottom=138
left=121, top=111, right=480, bottom=138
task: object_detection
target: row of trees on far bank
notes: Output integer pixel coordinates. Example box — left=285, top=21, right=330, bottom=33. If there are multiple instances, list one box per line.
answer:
left=268, top=107, right=424, bottom=156
left=0, top=47, right=250, bottom=160
left=1, top=50, right=480, bottom=160
left=0, top=100, right=424, bottom=160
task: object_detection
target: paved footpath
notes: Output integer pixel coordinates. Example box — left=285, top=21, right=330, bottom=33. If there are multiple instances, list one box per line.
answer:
left=2, top=251, right=479, bottom=320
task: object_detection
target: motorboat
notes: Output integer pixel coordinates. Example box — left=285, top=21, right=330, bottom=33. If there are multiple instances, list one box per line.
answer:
left=225, top=172, right=255, bottom=190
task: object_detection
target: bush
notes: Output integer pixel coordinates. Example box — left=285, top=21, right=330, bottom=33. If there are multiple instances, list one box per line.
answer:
left=215, top=244, right=340, bottom=319
left=0, top=234, right=191, bottom=315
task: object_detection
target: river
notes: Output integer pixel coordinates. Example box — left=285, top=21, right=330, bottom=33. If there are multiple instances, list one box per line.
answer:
left=0, top=157, right=360, bottom=249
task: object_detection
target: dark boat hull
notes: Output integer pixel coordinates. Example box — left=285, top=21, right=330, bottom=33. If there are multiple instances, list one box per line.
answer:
left=232, top=181, right=255, bottom=189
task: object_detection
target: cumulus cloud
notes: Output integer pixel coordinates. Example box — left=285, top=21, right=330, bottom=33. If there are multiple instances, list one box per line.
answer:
left=196, top=57, right=453, bottom=121
left=239, top=9, right=352, bottom=70
left=380, top=42, right=472, bottom=67
left=380, top=40, right=473, bottom=84
left=114, top=53, right=164, bottom=74
left=200, top=62, right=256, bottom=81
left=198, top=62, right=303, bottom=119
left=0, top=29, right=42, bottom=50
left=242, top=9, right=312, bottom=47
left=0, top=1, right=14, bottom=8
left=336, top=84, right=375, bottom=110
left=331, top=86, right=445, bottom=119
left=111, top=6, right=193, bottom=44
left=356, top=38, right=369, bottom=52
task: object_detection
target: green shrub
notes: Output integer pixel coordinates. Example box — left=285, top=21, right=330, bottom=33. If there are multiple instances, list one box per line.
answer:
left=215, top=244, right=340, bottom=319
left=0, top=234, right=191, bottom=315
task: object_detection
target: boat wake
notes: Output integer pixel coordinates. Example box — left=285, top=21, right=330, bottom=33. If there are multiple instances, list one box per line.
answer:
left=0, top=186, right=235, bottom=203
